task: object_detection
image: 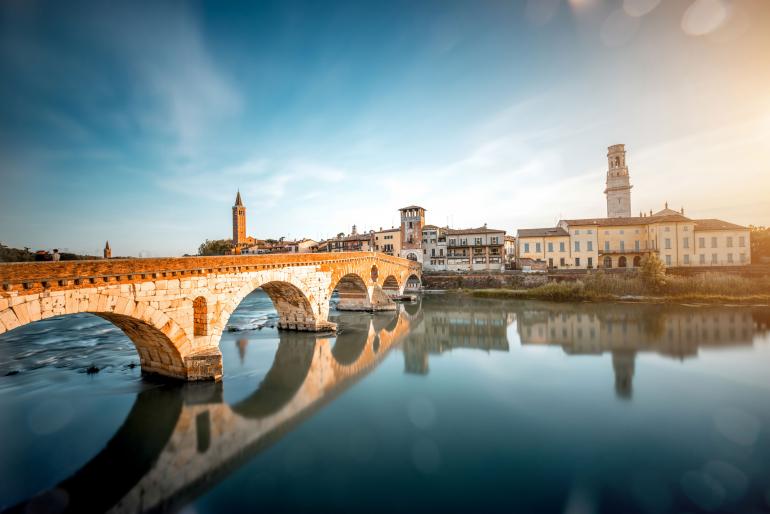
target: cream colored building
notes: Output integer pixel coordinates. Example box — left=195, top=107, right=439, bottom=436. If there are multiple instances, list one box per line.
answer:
left=515, top=145, right=751, bottom=269
left=373, top=227, right=401, bottom=256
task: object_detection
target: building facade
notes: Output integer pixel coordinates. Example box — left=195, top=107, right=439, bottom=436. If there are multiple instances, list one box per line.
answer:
left=422, top=225, right=447, bottom=271
left=446, top=226, right=506, bottom=272
left=516, top=145, right=751, bottom=269
left=373, top=227, right=401, bottom=256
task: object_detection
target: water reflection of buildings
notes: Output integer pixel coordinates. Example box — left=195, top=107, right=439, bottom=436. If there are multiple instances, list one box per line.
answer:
left=402, top=295, right=513, bottom=375
left=516, top=303, right=761, bottom=399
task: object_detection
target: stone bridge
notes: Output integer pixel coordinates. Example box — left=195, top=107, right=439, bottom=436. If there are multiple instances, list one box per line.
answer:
left=4, top=307, right=419, bottom=514
left=0, top=253, right=421, bottom=381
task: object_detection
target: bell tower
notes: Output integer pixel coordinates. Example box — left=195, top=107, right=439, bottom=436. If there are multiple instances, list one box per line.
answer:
left=605, top=144, right=632, bottom=218
left=398, top=205, right=426, bottom=263
left=232, top=190, right=247, bottom=247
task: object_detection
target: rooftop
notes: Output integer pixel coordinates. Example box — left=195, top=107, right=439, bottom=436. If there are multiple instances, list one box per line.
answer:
left=446, top=226, right=506, bottom=235
left=517, top=227, right=569, bottom=238
left=399, top=205, right=426, bottom=211
left=693, top=219, right=748, bottom=231
left=560, top=213, right=691, bottom=227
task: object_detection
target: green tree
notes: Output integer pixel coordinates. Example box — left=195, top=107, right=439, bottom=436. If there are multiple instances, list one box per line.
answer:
left=198, top=239, right=233, bottom=256
left=750, top=225, right=770, bottom=264
left=640, top=253, right=666, bottom=292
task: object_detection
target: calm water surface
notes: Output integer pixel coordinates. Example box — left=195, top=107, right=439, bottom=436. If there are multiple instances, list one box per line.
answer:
left=2, top=293, right=770, bottom=513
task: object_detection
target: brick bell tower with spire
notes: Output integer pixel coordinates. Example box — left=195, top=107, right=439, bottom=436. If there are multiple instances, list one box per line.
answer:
left=232, top=190, right=247, bottom=253
left=605, top=144, right=632, bottom=218
left=103, top=241, right=111, bottom=259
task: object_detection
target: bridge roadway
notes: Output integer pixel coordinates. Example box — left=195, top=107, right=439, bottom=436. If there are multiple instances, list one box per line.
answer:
left=0, top=252, right=421, bottom=381
left=3, top=306, right=421, bottom=514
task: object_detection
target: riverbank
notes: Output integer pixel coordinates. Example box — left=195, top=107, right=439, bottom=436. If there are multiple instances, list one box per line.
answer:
left=462, top=272, right=770, bottom=305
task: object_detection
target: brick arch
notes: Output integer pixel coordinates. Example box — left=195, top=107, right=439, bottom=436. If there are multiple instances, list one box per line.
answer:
left=332, top=272, right=373, bottom=311
left=382, top=275, right=400, bottom=294
left=216, top=272, right=329, bottom=334
left=401, top=273, right=422, bottom=294
left=0, top=293, right=189, bottom=379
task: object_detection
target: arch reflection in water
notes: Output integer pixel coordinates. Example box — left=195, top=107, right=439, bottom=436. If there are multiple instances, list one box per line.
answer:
left=5, top=306, right=415, bottom=514
left=515, top=302, right=762, bottom=398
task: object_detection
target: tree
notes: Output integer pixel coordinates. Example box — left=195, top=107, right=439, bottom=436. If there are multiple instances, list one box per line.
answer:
left=750, top=225, right=770, bottom=264
left=198, top=239, right=233, bottom=256
left=640, top=253, right=666, bottom=292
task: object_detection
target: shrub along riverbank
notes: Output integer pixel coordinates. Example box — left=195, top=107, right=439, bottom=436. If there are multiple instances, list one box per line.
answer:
left=468, top=272, right=770, bottom=304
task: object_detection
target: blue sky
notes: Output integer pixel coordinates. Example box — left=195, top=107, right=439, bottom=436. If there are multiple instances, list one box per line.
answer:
left=1, top=0, right=769, bottom=256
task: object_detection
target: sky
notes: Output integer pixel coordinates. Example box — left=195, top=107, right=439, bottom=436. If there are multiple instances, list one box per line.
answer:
left=1, top=0, right=769, bottom=257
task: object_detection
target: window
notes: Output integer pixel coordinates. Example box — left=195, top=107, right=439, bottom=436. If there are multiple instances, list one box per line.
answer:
left=684, top=226, right=690, bottom=232
left=587, top=241, right=593, bottom=252
left=574, top=241, right=580, bottom=252
left=431, top=249, right=435, bottom=257
left=712, top=253, right=717, bottom=264
left=683, top=237, right=689, bottom=249
left=575, top=230, right=580, bottom=235
left=547, top=242, right=553, bottom=252
left=475, top=237, right=483, bottom=246
left=587, top=230, right=593, bottom=234
left=665, top=238, right=671, bottom=250
left=726, top=237, right=733, bottom=248
left=740, top=253, right=746, bottom=263
left=559, top=242, right=565, bottom=252
left=684, top=254, right=690, bottom=265
left=575, top=257, right=581, bottom=267
left=727, top=253, right=733, bottom=263
left=699, top=237, right=705, bottom=248
left=440, top=249, right=444, bottom=256
left=665, top=226, right=671, bottom=232
left=604, top=230, right=609, bottom=235
left=700, top=254, right=705, bottom=265
left=711, top=237, right=717, bottom=248
left=604, top=241, right=610, bottom=252
left=536, top=243, right=542, bottom=253
left=620, top=229, right=624, bottom=234
left=449, top=238, right=456, bottom=246
left=560, top=257, right=565, bottom=267
left=739, top=236, right=746, bottom=247
left=524, top=243, right=530, bottom=253
left=634, top=240, right=640, bottom=251
left=620, top=241, right=625, bottom=251
left=587, top=257, right=593, bottom=268
left=491, top=237, right=499, bottom=244
left=665, top=255, right=672, bottom=266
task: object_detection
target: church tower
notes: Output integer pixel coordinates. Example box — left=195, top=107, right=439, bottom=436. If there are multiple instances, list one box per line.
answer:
left=605, top=144, right=632, bottom=218
left=103, top=241, right=111, bottom=259
left=232, top=190, right=247, bottom=247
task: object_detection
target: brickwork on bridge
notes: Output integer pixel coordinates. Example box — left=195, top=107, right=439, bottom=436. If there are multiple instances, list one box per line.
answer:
left=0, top=253, right=421, bottom=381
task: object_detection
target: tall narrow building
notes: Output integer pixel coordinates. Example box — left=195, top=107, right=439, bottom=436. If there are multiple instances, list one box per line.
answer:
left=605, top=144, right=632, bottom=218
left=398, top=205, right=426, bottom=263
left=233, top=190, right=247, bottom=247
left=103, top=241, right=111, bottom=259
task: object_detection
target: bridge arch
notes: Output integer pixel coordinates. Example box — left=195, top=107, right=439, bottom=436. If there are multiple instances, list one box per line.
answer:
left=382, top=275, right=400, bottom=295
left=218, top=275, right=330, bottom=334
left=0, top=294, right=190, bottom=379
left=332, top=272, right=372, bottom=311
left=401, top=273, right=422, bottom=293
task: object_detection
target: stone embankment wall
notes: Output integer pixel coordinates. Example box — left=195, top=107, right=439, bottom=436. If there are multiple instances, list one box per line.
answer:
left=423, top=265, right=770, bottom=290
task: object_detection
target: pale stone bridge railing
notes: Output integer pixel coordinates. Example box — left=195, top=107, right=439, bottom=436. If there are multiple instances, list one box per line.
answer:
left=0, top=252, right=421, bottom=381
left=3, top=307, right=419, bottom=514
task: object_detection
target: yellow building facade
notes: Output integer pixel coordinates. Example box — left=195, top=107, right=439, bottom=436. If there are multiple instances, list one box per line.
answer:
left=515, top=145, right=751, bottom=269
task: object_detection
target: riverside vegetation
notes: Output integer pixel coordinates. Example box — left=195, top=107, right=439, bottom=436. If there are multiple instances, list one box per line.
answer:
left=471, top=254, right=770, bottom=304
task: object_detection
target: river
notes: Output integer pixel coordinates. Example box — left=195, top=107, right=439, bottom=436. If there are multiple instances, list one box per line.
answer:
left=1, top=292, right=770, bottom=513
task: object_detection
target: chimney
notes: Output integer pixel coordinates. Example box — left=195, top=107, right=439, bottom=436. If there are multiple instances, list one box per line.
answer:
left=681, top=207, right=684, bottom=215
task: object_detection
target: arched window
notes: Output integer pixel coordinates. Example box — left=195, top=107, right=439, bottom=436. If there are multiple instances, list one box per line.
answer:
left=633, top=256, right=642, bottom=267
left=603, top=256, right=612, bottom=268
left=618, top=256, right=627, bottom=268
left=193, top=296, right=207, bottom=336
left=406, top=253, right=418, bottom=261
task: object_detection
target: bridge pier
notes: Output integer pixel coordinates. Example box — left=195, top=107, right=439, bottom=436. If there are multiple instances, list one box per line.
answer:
left=184, top=348, right=224, bottom=381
